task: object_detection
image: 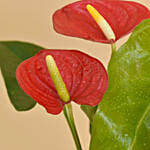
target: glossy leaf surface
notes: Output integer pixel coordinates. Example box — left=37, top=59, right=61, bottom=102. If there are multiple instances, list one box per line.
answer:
left=53, top=0, right=150, bottom=44
left=16, top=50, right=108, bottom=114
left=90, top=19, right=150, bottom=150
left=0, top=41, right=44, bottom=111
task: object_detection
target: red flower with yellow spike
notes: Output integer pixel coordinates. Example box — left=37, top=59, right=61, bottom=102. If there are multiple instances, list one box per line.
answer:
left=53, top=0, right=150, bottom=43
left=16, top=50, right=108, bottom=114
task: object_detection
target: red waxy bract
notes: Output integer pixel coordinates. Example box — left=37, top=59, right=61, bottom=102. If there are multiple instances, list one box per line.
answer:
left=53, top=0, right=150, bottom=43
left=16, top=50, right=108, bottom=114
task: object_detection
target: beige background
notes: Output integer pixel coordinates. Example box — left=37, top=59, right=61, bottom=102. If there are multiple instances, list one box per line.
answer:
left=0, top=0, right=150, bottom=150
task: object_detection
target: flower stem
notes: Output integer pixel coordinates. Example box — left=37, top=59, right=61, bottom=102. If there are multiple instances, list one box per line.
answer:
left=63, top=103, right=82, bottom=150
left=111, top=43, right=117, bottom=56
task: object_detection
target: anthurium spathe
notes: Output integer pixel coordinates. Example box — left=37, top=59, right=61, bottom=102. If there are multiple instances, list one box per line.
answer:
left=53, top=0, right=150, bottom=44
left=16, top=50, right=108, bottom=114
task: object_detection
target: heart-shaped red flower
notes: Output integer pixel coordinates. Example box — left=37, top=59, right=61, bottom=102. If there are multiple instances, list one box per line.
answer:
left=16, top=50, right=108, bottom=114
left=53, top=0, right=150, bottom=43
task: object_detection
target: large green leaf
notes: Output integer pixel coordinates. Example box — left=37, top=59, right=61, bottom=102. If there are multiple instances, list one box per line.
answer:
left=0, top=41, right=44, bottom=111
left=90, top=19, right=150, bottom=150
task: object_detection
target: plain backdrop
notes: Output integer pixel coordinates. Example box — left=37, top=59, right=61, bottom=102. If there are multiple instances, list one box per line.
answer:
left=0, top=0, right=150, bottom=150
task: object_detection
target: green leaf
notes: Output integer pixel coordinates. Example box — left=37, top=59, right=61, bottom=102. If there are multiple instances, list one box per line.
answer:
left=81, top=105, right=97, bottom=134
left=0, top=41, right=44, bottom=111
left=90, top=19, right=150, bottom=150
left=81, top=105, right=97, bottom=123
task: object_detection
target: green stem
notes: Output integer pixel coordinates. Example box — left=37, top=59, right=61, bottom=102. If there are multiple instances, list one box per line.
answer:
left=63, top=103, right=82, bottom=150
left=111, top=43, right=117, bottom=56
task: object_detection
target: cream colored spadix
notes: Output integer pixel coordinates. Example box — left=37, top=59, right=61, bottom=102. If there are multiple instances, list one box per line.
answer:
left=46, top=55, right=70, bottom=102
left=86, top=4, right=116, bottom=40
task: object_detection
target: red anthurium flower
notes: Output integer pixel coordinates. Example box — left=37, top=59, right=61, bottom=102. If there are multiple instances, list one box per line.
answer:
left=16, top=50, right=108, bottom=114
left=53, top=0, right=150, bottom=44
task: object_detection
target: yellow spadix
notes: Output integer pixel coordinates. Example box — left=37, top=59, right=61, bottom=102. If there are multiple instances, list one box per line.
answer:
left=86, top=4, right=116, bottom=40
left=46, top=55, right=70, bottom=103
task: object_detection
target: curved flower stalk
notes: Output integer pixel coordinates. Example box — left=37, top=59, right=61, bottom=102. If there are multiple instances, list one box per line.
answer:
left=16, top=50, right=108, bottom=115
left=53, top=0, right=150, bottom=44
